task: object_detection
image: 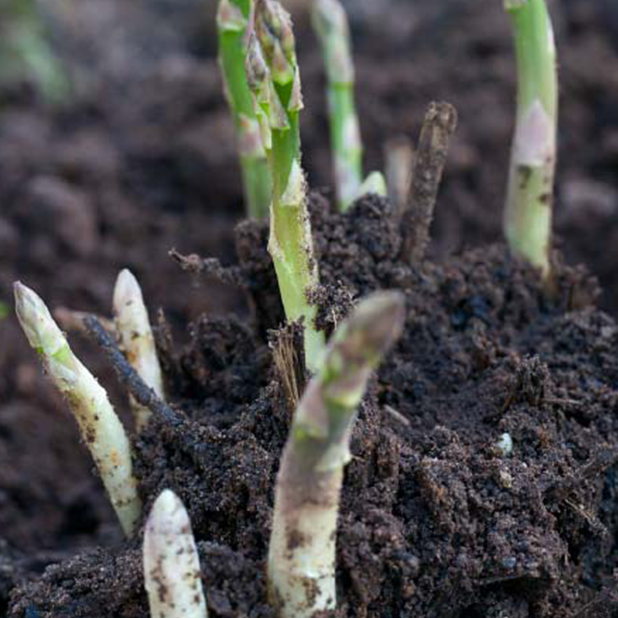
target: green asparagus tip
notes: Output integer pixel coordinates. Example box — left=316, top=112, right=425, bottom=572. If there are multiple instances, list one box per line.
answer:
left=14, top=281, right=64, bottom=357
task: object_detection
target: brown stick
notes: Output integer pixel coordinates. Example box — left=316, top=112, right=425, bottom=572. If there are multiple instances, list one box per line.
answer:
left=83, top=315, right=183, bottom=428
left=400, top=101, right=458, bottom=263
left=169, top=248, right=244, bottom=287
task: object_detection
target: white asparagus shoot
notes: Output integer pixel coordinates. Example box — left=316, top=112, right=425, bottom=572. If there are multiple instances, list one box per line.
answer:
left=144, top=489, right=209, bottom=618
left=13, top=281, right=142, bottom=536
left=113, top=269, right=164, bottom=431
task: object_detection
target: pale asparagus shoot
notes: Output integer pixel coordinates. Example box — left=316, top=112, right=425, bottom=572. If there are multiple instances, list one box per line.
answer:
left=113, top=269, right=164, bottom=432
left=354, top=170, right=387, bottom=201
left=268, top=291, right=406, bottom=617
left=144, top=490, right=208, bottom=618
left=246, top=0, right=325, bottom=373
left=13, top=282, right=141, bottom=536
left=311, top=0, right=363, bottom=210
left=217, top=0, right=272, bottom=218
left=504, top=0, right=558, bottom=278
left=385, top=136, right=414, bottom=215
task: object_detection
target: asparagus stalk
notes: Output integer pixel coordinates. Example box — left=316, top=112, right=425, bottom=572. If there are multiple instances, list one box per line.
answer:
left=268, top=291, right=406, bottom=617
left=217, top=0, right=272, bottom=219
left=13, top=282, right=141, bottom=536
left=504, top=0, right=558, bottom=278
left=0, top=0, right=70, bottom=104
left=144, top=490, right=209, bottom=618
left=311, top=0, right=363, bottom=210
left=113, top=269, right=164, bottom=432
left=246, top=0, right=325, bottom=373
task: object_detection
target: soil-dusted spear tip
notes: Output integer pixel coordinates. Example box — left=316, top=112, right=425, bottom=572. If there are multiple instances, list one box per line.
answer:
left=144, top=490, right=209, bottom=618
left=268, top=291, right=406, bottom=617
left=503, top=0, right=557, bottom=278
left=113, top=269, right=164, bottom=432
left=247, top=0, right=325, bottom=373
left=13, top=281, right=142, bottom=537
left=217, top=0, right=272, bottom=219
left=312, top=0, right=363, bottom=210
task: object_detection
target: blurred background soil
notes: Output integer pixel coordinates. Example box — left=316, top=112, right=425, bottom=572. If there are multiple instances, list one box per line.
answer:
left=1, top=0, right=618, bottom=604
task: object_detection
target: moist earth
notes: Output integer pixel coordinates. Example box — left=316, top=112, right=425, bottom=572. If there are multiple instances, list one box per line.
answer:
left=8, top=194, right=618, bottom=618
left=2, top=0, right=618, bottom=616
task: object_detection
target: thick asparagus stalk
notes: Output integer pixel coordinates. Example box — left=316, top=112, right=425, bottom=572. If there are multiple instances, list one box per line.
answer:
left=217, top=0, right=272, bottom=219
left=113, top=269, right=164, bottom=432
left=13, top=282, right=141, bottom=536
left=268, top=291, right=406, bottom=617
left=504, top=0, right=558, bottom=277
left=311, top=0, right=363, bottom=210
left=144, top=490, right=208, bottom=618
left=246, top=0, right=325, bottom=372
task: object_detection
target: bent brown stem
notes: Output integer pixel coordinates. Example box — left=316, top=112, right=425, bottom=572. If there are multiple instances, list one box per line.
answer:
left=399, top=101, right=457, bottom=263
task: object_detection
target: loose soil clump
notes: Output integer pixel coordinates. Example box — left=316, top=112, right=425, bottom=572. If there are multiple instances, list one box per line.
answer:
left=9, top=194, right=618, bottom=618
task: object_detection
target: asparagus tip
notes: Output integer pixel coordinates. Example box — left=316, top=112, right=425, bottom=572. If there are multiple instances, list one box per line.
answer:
left=144, top=489, right=208, bottom=618
left=14, top=281, right=64, bottom=355
left=113, top=269, right=140, bottom=311
left=339, top=291, right=406, bottom=363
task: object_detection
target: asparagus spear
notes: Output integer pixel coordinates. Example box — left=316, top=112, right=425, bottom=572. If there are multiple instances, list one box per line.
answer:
left=14, top=282, right=141, bottom=536
left=217, top=0, right=272, bottom=219
left=268, top=291, right=406, bottom=617
left=0, top=0, right=70, bottom=104
left=246, top=0, right=325, bottom=373
left=504, top=0, right=558, bottom=278
left=113, top=269, right=164, bottom=432
left=312, top=0, right=363, bottom=210
left=144, top=490, right=209, bottom=618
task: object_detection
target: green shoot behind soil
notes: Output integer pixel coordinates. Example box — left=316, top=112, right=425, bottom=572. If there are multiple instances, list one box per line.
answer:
left=113, top=269, right=164, bottom=432
left=312, top=0, right=363, bottom=210
left=0, top=0, right=70, bottom=104
left=0, top=301, right=8, bottom=320
left=144, top=490, right=208, bottom=618
left=246, top=0, right=325, bottom=372
left=217, top=0, right=272, bottom=219
left=268, top=291, right=406, bottom=617
left=13, top=282, right=142, bottom=537
left=504, top=0, right=557, bottom=277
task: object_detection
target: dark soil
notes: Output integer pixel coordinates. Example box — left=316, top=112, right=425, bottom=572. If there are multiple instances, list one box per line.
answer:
left=2, top=0, right=618, bottom=616
left=7, top=194, right=618, bottom=617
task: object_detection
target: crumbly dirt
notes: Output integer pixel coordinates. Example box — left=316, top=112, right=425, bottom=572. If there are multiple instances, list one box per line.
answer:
left=3, top=0, right=618, bottom=616
left=9, top=194, right=618, bottom=617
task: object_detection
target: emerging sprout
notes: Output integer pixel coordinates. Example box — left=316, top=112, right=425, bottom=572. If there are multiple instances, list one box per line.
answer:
left=0, top=0, right=70, bottom=104
left=268, top=291, right=406, bottom=617
left=312, top=0, right=362, bottom=210
left=144, top=490, right=209, bottom=618
left=504, top=0, right=558, bottom=277
left=246, top=0, right=325, bottom=372
left=113, top=269, right=164, bottom=432
left=13, top=282, right=141, bottom=536
left=217, top=0, right=272, bottom=219
left=385, top=136, right=414, bottom=215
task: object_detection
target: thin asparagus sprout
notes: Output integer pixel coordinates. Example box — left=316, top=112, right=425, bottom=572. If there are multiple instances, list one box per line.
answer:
left=13, top=282, right=141, bottom=536
left=311, top=0, right=363, bottom=210
left=217, top=0, right=272, bottom=219
left=246, top=0, right=325, bottom=373
left=504, top=0, right=558, bottom=278
left=113, top=269, right=164, bottom=432
left=355, top=170, right=387, bottom=200
left=268, top=291, right=406, bottom=617
left=385, top=136, right=414, bottom=215
left=144, top=490, right=208, bottom=618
